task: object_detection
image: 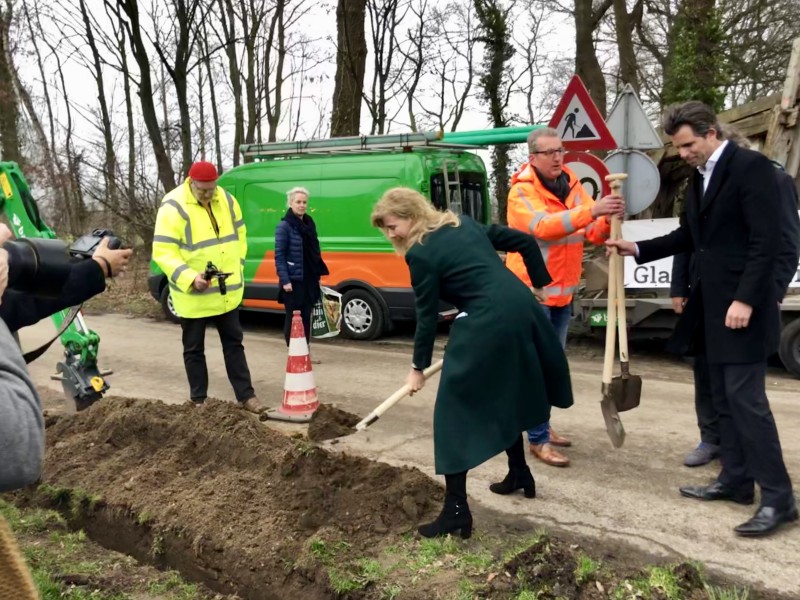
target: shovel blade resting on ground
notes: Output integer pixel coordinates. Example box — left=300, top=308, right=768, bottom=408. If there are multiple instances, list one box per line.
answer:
left=609, top=362, right=642, bottom=412
left=601, top=386, right=626, bottom=448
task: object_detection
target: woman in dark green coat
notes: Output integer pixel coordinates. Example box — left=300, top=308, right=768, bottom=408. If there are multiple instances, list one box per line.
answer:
left=371, top=188, right=574, bottom=539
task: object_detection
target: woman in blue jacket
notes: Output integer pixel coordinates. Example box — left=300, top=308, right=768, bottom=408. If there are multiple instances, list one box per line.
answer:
left=275, top=187, right=329, bottom=348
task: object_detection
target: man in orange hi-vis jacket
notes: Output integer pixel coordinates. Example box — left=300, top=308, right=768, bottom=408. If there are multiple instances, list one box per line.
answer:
left=506, top=127, right=624, bottom=467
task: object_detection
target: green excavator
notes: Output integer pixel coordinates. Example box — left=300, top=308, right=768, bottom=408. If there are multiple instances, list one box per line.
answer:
left=0, top=161, right=112, bottom=413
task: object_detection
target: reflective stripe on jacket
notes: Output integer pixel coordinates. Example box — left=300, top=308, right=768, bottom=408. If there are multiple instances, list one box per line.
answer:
left=505, top=164, right=610, bottom=307
left=152, top=178, right=247, bottom=319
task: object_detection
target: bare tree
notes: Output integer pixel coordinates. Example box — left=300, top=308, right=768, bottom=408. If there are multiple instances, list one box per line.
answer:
left=412, top=1, right=477, bottom=132
left=109, top=0, right=176, bottom=192
left=396, top=0, right=427, bottom=132
left=574, top=0, right=612, bottom=115
left=330, top=0, right=368, bottom=136
left=0, top=0, right=23, bottom=166
left=364, top=0, right=408, bottom=134
left=475, top=0, right=515, bottom=223
left=148, top=0, right=205, bottom=177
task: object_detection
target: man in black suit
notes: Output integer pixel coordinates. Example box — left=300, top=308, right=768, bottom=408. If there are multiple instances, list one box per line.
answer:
left=672, top=126, right=800, bottom=468
left=607, top=101, right=796, bottom=537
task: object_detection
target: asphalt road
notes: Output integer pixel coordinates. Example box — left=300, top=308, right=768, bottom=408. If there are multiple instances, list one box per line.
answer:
left=19, top=313, right=800, bottom=596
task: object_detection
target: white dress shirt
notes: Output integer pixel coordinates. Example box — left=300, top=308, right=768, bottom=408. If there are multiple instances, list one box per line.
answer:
left=633, top=140, right=730, bottom=258
left=697, top=140, right=728, bottom=193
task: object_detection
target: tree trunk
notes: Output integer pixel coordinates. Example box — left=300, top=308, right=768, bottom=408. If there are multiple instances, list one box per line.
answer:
left=78, top=0, right=120, bottom=231
left=0, top=1, right=22, bottom=166
left=200, top=18, right=223, bottom=171
left=574, top=0, right=610, bottom=117
left=114, top=21, right=137, bottom=232
left=662, top=0, right=724, bottom=110
left=111, top=0, right=176, bottom=192
left=219, top=0, right=244, bottom=164
left=474, top=0, right=513, bottom=223
left=331, top=0, right=368, bottom=137
left=612, top=0, right=639, bottom=94
left=265, top=0, right=286, bottom=142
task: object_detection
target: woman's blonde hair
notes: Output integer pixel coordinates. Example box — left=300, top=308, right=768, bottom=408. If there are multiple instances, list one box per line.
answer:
left=287, top=186, right=310, bottom=207
left=371, top=187, right=460, bottom=254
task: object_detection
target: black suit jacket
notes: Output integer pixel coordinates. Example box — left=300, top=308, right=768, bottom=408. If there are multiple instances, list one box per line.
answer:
left=639, top=142, right=781, bottom=364
left=671, top=163, right=800, bottom=302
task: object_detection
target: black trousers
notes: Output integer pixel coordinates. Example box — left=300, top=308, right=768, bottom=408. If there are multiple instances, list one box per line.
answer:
left=282, top=279, right=316, bottom=345
left=692, top=354, right=720, bottom=446
left=709, top=360, right=793, bottom=509
left=180, top=308, right=255, bottom=403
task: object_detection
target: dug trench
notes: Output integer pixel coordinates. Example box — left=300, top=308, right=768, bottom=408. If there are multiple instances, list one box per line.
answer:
left=16, top=395, right=790, bottom=600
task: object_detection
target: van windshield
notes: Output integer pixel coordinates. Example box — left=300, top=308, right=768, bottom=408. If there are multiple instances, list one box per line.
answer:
left=430, top=172, right=487, bottom=224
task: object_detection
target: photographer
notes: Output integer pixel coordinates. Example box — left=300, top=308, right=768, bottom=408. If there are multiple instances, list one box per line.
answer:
left=1, top=235, right=133, bottom=333
left=0, top=223, right=44, bottom=493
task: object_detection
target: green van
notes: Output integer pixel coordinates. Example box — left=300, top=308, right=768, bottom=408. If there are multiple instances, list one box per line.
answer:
left=148, top=133, right=490, bottom=340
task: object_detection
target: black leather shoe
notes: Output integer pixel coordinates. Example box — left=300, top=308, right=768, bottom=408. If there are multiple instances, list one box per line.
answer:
left=679, top=482, right=754, bottom=505
left=734, top=501, right=799, bottom=537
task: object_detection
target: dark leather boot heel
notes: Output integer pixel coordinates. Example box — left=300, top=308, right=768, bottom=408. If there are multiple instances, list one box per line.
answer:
left=418, top=501, right=473, bottom=539
left=489, top=467, right=536, bottom=498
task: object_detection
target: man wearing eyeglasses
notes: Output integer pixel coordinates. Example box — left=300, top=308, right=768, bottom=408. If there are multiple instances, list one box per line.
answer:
left=152, top=161, right=265, bottom=415
left=505, top=127, right=624, bottom=467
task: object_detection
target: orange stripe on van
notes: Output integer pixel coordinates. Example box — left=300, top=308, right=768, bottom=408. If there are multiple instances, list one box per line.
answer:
left=252, top=251, right=411, bottom=288
left=242, top=299, right=283, bottom=310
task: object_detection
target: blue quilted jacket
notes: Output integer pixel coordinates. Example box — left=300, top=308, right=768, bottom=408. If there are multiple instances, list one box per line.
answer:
left=275, top=212, right=329, bottom=285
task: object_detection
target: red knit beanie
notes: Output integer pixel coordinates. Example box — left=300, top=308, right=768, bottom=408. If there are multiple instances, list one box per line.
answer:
left=188, top=161, right=218, bottom=182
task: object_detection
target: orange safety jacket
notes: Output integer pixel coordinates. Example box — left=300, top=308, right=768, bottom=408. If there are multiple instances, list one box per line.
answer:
left=506, top=163, right=610, bottom=307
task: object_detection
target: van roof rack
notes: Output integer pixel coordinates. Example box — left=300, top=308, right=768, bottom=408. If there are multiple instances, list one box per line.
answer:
left=239, top=131, right=483, bottom=159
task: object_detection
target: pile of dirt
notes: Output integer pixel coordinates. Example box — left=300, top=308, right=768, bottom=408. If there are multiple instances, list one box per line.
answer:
left=41, top=397, right=443, bottom=599
left=305, top=403, right=361, bottom=442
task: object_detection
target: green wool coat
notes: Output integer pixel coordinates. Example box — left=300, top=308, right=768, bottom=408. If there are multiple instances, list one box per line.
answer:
left=406, top=217, right=574, bottom=474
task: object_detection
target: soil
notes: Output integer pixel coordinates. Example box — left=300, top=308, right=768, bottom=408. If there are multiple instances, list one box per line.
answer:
left=39, top=396, right=444, bottom=599
left=29, top=391, right=791, bottom=600
left=306, top=403, right=361, bottom=442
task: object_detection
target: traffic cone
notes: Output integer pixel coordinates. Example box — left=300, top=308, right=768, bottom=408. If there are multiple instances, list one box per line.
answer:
left=264, top=310, right=318, bottom=423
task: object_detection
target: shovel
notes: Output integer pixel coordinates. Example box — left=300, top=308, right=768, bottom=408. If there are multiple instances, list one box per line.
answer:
left=606, top=174, right=643, bottom=413
left=354, top=359, right=444, bottom=431
left=600, top=222, right=625, bottom=448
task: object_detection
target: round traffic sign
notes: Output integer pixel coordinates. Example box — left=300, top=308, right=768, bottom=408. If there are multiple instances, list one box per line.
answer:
left=603, top=150, right=660, bottom=215
left=564, top=151, right=610, bottom=201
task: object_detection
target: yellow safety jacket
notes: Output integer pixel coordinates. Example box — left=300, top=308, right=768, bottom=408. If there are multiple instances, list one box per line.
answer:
left=152, top=179, right=247, bottom=319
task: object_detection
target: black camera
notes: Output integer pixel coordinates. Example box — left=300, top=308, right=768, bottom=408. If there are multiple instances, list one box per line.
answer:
left=4, top=229, right=124, bottom=298
left=203, top=261, right=232, bottom=295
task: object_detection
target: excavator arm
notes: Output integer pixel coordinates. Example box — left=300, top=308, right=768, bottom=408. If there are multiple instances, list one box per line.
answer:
left=0, top=161, right=110, bottom=412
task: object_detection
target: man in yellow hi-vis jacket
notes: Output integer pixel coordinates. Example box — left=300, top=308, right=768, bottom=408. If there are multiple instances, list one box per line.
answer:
left=152, top=161, right=264, bottom=414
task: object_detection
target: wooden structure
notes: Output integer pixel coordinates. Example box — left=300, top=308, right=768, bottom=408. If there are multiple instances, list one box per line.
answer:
left=646, top=37, right=800, bottom=219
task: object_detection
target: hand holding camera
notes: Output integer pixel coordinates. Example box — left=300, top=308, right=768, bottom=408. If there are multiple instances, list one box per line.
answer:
left=2, top=228, right=130, bottom=298
left=92, top=237, right=133, bottom=278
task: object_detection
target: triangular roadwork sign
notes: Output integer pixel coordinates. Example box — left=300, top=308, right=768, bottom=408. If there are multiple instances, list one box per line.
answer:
left=548, top=75, right=617, bottom=151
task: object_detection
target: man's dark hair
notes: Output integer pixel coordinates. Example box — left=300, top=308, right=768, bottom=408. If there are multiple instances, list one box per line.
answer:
left=663, top=101, right=724, bottom=139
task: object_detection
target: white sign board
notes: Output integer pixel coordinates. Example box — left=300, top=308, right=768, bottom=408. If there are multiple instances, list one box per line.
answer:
left=621, top=217, right=800, bottom=289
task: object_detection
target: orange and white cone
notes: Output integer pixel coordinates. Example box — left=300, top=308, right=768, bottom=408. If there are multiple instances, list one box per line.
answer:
left=264, top=310, right=319, bottom=423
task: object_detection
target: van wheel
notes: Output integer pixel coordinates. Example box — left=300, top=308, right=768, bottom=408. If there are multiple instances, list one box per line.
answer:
left=779, top=317, right=800, bottom=378
left=160, top=286, right=181, bottom=324
left=341, top=289, right=385, bottom=340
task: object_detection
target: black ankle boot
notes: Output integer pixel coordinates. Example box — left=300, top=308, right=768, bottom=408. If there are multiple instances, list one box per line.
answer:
left=418, top=499, right=473, bottom=539
left=489, top=467, right=536, bottom=498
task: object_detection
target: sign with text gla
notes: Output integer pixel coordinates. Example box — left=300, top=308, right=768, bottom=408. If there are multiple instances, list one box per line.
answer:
left=622, top=217, right=800, bottom=289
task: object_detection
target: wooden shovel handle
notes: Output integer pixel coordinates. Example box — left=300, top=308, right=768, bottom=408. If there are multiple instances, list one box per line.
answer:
left=602, top=233, right=618, bottom=385
left=611, top=216, right=630, bottom=363
left=355, top=359, right=444, bottom=431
